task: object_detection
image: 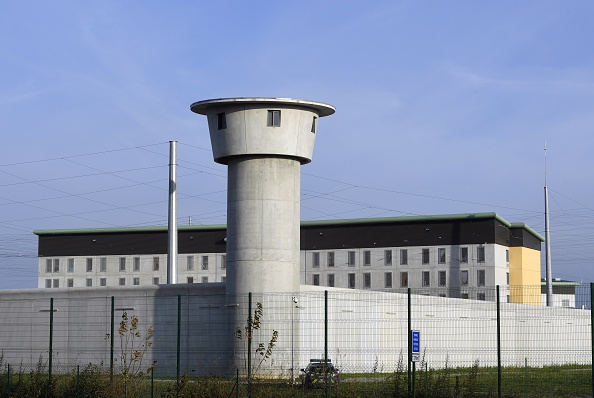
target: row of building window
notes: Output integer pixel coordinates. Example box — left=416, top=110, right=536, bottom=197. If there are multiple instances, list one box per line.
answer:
left=216, top=110, right=317, bottom=133
left=45, top=255, right=226, bottom=274
left=44, top=275, right=224, bottom=288
left=310, top=247, right=492, bottom=268
left=311, top=269, right=487, bottom=289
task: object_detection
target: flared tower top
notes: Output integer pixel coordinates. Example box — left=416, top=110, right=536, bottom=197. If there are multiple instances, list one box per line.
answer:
left=190, top=97, right=335, bottom=165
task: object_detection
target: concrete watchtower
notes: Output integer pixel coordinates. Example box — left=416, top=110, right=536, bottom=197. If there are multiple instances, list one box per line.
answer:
left=190, top=98, right=335, bottom=296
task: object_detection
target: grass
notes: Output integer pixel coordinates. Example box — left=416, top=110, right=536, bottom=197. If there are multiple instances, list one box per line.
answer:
left=0, top=363, right=590, bottom=397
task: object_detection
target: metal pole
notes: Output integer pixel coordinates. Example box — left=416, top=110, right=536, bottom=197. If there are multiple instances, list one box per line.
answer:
left=76, top=364, right=80, bottom=398
left=49, top=297, right=54, bottom=382
left=544, top=144, right=553, bottom=306
left=176, top=294, right=181, bottom=395
left=151, top=367, right=154, bottom=398
left=324, top=290, right=332, bottom=398
left=497, top=285, right=501, bottom=398
left=590, top=283, right=594, bottom=398
left=590, top=283, right=594, bottom=397
left=7, top=363, right=10, bottom=397
left=291, top=298, right=294, bottom=385
left=167, top=140, right=178, bottom=284
left=408, top=287, right=412, bottom=397
left=412, top=361, right=416, bottom=398
left=110, top=296, right=115, bottom=384
left=248, top=293, right=252, bottom=398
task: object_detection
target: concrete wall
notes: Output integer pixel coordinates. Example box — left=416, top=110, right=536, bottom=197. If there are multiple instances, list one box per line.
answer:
left=0, top=285, right=588, bottom=376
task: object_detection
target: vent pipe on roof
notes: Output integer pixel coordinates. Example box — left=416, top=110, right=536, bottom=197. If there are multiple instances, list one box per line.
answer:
left=167, top=140, right=178, bottom=284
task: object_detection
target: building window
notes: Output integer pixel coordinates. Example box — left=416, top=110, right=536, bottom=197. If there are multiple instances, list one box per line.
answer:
left=384, top=250, right=392, bottom=266
left=202, top=256, right=209, bottom=270
left=153, top=277, right=159, bottom=285
left=119, top=278, right=126, bottom=286
left=422, top=271, right=430, bottom=287
left=45, top=279, right=52, bottom=288
left=267, top=110, right=281, bottom=127
left=438, top=248, right=446, bottom=264
left=477, top=246, right=485, bottom=263
left=100, top=278, right=106, bottom=287
left=461, top=293, right=469, bottom=299
left=506, top=249, right=509, bottom=263
left=153, top=257, right=160, bottom=271
left=477, top=292, right=486, bottom=301
left=187, top=256, right=194, bottom=271
left=221, top=276, right=226, bottom=283
left=348, top=251, right=356, bottom=267
left=438, top=270, right=446, bottom=287
left=134, top=257, right=140, bottom=272
left=221, top=255, right=226, bottom=269
left=327, top=252, right=335, bottom=267
left=562, top=299, right=570, bottom=307
left=400, top=272, right=408, bottom=288
left=312, top=252, right=320, bottom=268
left=477, top=270, right=486, bottom=287
left=187, top=277, right=194, bottom=284
left=67, top=279, right=73, bottom=287
left=363, top=251, right=371, bottom=266
left=400, top=249, right=408, bottom=265
left=217, top=112, right=226, bottom=130
left=86, top=258, right=93, bottom=272
left=86, top=278, right=92, bottom=287
left=422, top=249, right=430, bottom=264
left=460, top=247, right=468, bottom=263
left=100, top=257, right=107, bottom=272
left=119, top=257, right=126, bottom=272
left=461, top=270, right=469, bottom=286
left=202, top=276, right=208, bottom=283
left=311, top=116, right=317, bottom=133
left=66, top=258, right=74, bottom=273
left=133, top=277, right=140, bottom=286
left=348, top=273, right=356, bottom=289
left=363, top=273, right=371, bottom=289
left=53, top=279, right=59, bottom=288
left=46, top=259, right=52, bottom=273
left=506, top=272, right=510, bottom=285
left=312, top=274, right=320, bottom=286
left=384, top=272, right=393, bottom=288
left=327, top=274, right=335, bottom=287
left=53, top=259, right=60, bottom=273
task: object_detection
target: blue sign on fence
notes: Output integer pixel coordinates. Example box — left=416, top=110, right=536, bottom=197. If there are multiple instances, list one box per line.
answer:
left=411, top=330, right=420, bottom=362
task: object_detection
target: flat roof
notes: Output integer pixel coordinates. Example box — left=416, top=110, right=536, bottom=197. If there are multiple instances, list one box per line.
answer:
left=190, top=97, right=336, bottom=117
left=34, top=212, right=544, bottom=241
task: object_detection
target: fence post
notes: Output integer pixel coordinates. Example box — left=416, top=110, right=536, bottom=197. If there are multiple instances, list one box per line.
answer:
left=151, top=367, right=154, bottom=398
left=408, top=287, right=412, bottom=398
left=49, top=297, right=54, bottom=382
left=324, top=290, right=332, bottom=398
left=7, top=363, right=10, bottom=397
left=176, top=294, right=181, bottom=396
left=496, top=285, right=501, bottom=398
left=247, top=292, right=252, bottom=398
left=590, top=283, right=594, bottom=397
left=76, top=364, right=80, bottom=398
left=110, top=296, right=115, bottom=384
left=590, top=283, right=594, bottom=398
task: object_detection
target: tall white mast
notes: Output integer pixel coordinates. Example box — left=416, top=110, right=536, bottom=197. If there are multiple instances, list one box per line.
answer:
left=544, top=143, right=553, bottom=306
left=167, top=140, right=178, bottom=284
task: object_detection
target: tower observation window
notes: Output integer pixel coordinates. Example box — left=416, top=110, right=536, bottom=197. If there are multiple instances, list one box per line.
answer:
left=267, top=110, right=281, bottom=127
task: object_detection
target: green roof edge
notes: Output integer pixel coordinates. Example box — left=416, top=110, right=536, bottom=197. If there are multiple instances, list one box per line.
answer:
left=34, top=212, right=543, bottom=241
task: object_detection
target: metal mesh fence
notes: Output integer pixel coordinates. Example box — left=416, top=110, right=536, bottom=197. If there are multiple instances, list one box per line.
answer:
left=0, top=284, right=591, bottom=397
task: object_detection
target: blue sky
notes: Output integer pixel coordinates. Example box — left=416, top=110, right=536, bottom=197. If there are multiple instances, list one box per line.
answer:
left=1, top=1, right=593, bottom=289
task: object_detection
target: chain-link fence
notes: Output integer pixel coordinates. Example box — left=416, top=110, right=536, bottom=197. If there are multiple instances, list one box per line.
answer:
left=0, top=284, right=591, bottom=397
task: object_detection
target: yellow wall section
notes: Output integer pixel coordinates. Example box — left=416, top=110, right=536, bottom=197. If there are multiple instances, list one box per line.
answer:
left=509, top=247, right=541, bottom=305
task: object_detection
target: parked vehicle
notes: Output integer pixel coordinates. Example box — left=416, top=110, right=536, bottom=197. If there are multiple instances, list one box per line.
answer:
left=300, top=359, right=340, bottom=388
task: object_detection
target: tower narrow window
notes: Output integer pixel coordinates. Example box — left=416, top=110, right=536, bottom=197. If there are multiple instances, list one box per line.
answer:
left=267, top=110, right=281, bottom=127
left=311, top=116, right=317, bottom=133
left=217, top=112, right=226, bottom=130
